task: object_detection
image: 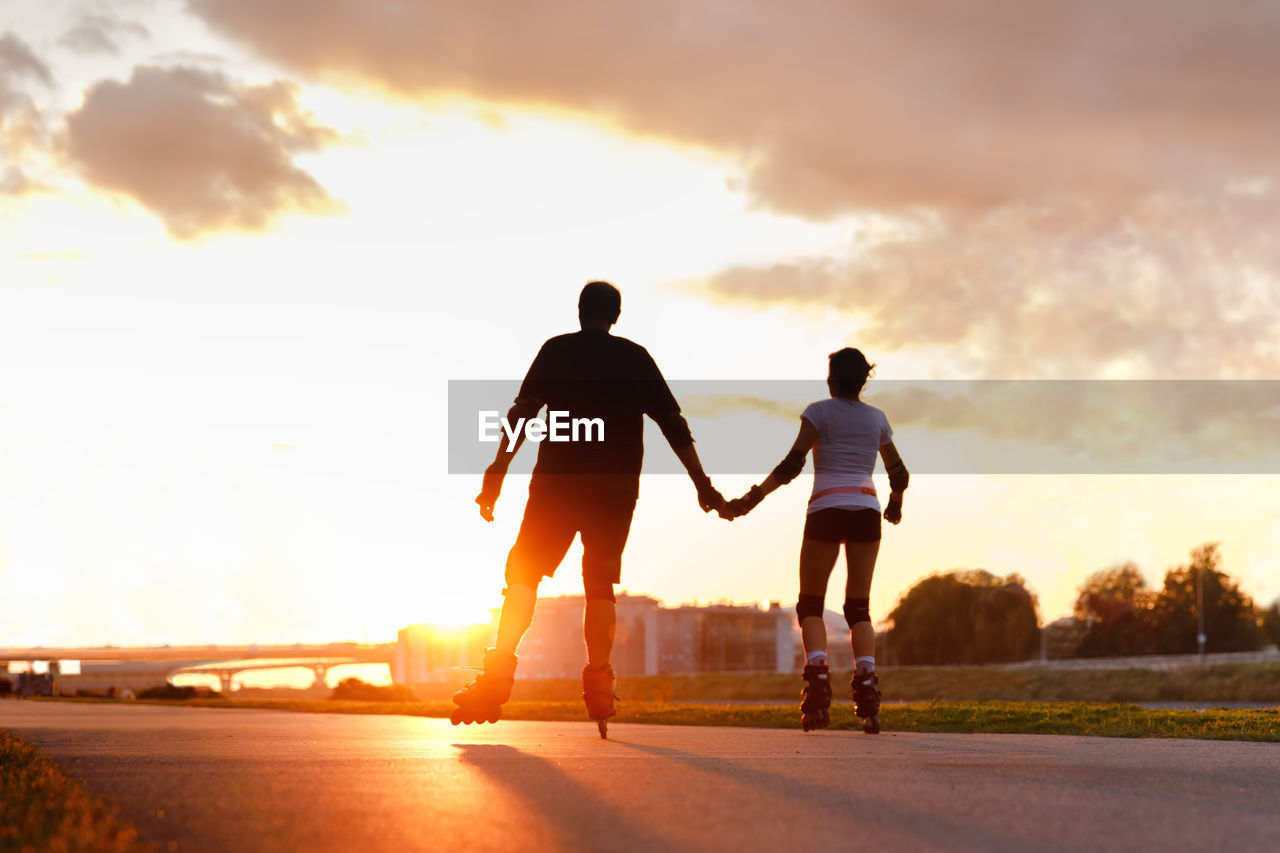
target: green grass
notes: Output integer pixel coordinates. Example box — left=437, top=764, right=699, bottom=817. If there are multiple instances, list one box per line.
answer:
left=394, top=661, right=1280, bottom=705
left=0, top=729, right=145, bottom=853
left=69, top=696, right=1280, bottom=741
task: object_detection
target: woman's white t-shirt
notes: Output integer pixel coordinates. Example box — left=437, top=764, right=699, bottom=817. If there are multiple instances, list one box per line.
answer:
left=800, top=397, right=893, bottom=515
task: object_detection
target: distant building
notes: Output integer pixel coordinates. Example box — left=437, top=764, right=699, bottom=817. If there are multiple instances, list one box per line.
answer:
left=659, top=602, right=796, bottom=674
left=516, top=594, right=662, bottom=678
left=392, top=595, right=801, bottom=683
left=392, top=622, right=492, bottom=684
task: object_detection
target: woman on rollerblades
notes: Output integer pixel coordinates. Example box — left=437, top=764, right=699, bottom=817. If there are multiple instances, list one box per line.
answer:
left=723, top=348, right=908, bottom=733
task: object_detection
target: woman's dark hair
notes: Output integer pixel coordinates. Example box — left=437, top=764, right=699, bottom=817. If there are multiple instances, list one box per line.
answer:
left=579, top=280, right=621, bottom=324
left=828, top=348, right=875, bottom=398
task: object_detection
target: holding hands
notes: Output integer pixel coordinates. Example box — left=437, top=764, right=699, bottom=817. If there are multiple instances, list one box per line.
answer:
left=719, top=484, right=764, bottom=521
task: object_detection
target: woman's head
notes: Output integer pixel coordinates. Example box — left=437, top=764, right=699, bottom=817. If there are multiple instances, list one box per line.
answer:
left=827, top=348, right=875, bottom=399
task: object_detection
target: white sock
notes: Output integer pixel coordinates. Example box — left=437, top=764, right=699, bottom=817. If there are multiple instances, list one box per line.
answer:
left=855, top=656, right=876, bottom=675
left=806, top=650, right=828, bottom=667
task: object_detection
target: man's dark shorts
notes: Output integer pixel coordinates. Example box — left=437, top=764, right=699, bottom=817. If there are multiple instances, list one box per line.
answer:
left=803, top=507, right=882, bottom=543
left=505, top=475, right=638, bottom=600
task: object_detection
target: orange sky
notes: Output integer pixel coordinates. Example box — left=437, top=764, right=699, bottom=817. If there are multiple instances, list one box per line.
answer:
left=1, top=1, right=1278, bottom=648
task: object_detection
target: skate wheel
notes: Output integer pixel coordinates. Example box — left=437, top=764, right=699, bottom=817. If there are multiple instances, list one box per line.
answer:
left=863, top=715, right=881, bottom=735
left=486, top=710, right=500, bottom=724
left=597, top=720, right=608, bottom=739
left=450, top=708, right=465, bottom=725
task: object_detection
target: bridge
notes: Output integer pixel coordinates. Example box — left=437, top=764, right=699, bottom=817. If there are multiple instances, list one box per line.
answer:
left=0, top=643, right=396, bottom=694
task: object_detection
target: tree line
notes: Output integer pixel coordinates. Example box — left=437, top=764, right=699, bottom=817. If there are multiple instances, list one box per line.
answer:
left=883, top=543, right=1280, bottom=665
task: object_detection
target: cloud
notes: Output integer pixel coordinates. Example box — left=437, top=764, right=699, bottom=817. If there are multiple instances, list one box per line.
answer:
left=674, top=380, right=1280, bottom=474
left=0, top=32, right=52, bottom=88
left=0, top=33, right=53, bottom=194
left=701, top=192, right=1280, bottom=378
left=60, top=14, right=151, bottom=56
left=183, top=2, right=1280, bottom=377
left=63, top=65, right=341, bottom=238
left=187, top=0, right=1280, bottom=216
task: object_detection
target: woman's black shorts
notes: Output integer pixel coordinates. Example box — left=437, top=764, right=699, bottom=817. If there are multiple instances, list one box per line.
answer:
left=803, top=507, right=882, bottom=543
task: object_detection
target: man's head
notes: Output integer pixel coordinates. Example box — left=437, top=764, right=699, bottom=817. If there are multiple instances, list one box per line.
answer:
left=579, top=280, right=621, bottom=329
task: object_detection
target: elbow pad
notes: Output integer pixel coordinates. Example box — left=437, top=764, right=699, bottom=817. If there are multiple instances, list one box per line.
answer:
left=771, top=449, right=806, bottom=485
left=654, top=410, right=694, bottom=449
left=887, top=459, right=909, bottom=493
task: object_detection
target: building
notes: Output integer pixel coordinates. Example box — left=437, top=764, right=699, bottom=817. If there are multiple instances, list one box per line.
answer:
left=392, top=595, right=801, bottom=683
left=392, top=622, right=493, bottom=684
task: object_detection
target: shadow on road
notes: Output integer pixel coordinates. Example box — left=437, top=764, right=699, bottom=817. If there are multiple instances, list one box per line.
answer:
left=607, top=737, right=1019, bottom=851
left=453, top=743, right=691, bottom=852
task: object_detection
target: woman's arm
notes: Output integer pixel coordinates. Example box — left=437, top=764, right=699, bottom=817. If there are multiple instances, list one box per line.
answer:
left=758, top=418, right=819, bottom=498
left=725, top=418, right=818, bottom=517
left=879, top=441, right=907, bottom=524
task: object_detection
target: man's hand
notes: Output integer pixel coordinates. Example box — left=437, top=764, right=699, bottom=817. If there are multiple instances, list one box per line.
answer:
left=691, top=471, right=725, bottom=514
left=884, top=494, right=903, bottom=525
left=476, top=463, right=506, bottom=522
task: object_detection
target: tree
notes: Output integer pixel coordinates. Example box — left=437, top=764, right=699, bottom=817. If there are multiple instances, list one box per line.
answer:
left=1042, top=616, right=1089, bottom=659
left=1073, top=562, right=1158, bottom=657
left=1261, top=600, right=1280, bottom=648
left=1150, top=543, right=1262, bottom=654
left=887, top=569, right=1040, bottom=665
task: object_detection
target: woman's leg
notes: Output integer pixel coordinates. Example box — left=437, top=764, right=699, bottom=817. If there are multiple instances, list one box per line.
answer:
left=799, top=537, right=841, bottom=656
left=844, top=539, right=881, bottom=666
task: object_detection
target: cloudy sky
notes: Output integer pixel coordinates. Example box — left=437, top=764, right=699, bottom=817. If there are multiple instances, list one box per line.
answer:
left=2, top=0, right=1279, bottom=650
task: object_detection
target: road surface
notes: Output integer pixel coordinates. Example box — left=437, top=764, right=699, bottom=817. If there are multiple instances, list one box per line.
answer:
left=3, top=702, right=1278, bottom=852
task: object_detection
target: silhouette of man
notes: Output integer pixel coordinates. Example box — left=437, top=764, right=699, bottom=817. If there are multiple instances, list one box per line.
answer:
left=453, top=281, right=724, bottom=733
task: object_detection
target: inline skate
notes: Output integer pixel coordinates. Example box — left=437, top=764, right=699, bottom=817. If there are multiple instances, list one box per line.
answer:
left=450, top=649, right=518, bottom=725
left=800, top=663, right=832, bottom=732
left=582, top=663, right=618, bottom=739
left=850, top=670, right=881, bottom=734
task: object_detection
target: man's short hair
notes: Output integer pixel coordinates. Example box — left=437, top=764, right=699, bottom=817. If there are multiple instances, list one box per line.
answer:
left=579, top=281, right=621, bottom=324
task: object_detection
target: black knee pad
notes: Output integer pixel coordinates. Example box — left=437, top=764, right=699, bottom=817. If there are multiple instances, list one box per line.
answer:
left=843, top=597, right=871, bottom=628
left=584, top=579, right=616, bottom=603
left=796, top=594, right=825, bottom=623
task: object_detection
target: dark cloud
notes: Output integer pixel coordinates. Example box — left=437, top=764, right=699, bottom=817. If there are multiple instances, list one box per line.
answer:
left=63, top=65, right=341, bottom=238
left=187, top=0, right=1280, bottom=215
left=60, top=14, right=150, bottom=56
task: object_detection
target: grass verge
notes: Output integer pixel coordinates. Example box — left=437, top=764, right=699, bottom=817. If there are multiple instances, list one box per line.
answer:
left=392, top=661, right=1280, bottom=705
left=0, top=728, right=144, bottom=853
left=70, top=697, right=1280, bottom=741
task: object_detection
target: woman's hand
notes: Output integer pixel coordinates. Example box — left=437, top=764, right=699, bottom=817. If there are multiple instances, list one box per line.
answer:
left=883, top=494, right=903, bottom=524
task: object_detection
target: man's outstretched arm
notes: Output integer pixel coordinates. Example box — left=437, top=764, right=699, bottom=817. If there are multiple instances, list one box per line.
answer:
left=641, top=348, right=725, bottom=513
left=672, top=439, right=725, bottom=514
left=475, top=394, right=541, bottom=521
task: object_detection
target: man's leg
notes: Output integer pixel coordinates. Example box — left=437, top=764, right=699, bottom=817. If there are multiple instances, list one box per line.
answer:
left=583, top=593, right=616, bottom=669
left=495, top=583, right=538, bottom=658
left=579, top=495, right=634, bottom=671
left=498, top=488, right=576, bottom=656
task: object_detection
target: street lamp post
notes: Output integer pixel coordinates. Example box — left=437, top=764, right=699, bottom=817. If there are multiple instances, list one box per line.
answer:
left=1196, top=564, right=1207, bottom=663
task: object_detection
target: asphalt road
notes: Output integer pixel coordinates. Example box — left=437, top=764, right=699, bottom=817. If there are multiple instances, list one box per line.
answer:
left=3, top=702, right=1278, bottom=852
